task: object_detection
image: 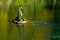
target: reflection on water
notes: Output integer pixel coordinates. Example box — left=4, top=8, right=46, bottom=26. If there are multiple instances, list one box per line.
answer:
left=16, top=24, right=24, bottom=39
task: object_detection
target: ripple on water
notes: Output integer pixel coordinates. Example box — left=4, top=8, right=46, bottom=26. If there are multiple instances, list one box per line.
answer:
left=32, top=22, right=54, bottom=27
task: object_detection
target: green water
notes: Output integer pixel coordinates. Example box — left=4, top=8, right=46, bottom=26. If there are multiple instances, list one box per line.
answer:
left=0, top=9, right=53, bottom=40
left=0, top=0, right=58, bottom=40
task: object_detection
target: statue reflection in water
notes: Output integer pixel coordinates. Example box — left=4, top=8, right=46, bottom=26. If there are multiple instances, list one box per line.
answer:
left=16, top=24, right=24, bottom=39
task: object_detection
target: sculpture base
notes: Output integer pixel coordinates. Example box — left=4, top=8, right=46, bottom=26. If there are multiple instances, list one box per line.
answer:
left=12, top=19, right=27, bottom=24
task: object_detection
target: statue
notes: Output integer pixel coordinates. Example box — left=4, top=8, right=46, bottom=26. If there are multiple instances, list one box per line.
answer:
left=12, top=6, right=27, bottom=24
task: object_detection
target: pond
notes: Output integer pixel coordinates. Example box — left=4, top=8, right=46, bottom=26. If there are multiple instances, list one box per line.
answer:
left=0, top=0, right=60, bottom=40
